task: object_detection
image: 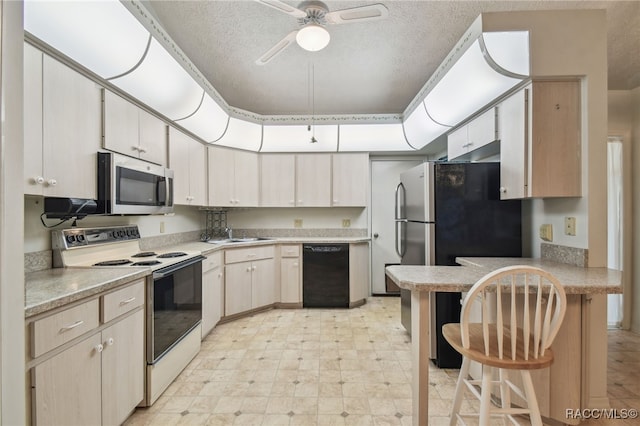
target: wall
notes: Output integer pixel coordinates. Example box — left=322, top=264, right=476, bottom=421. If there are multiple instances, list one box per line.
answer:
left=632, top=88, right=640, bottom=333
left=484, top=10, right=608, bottom=266
left=1, top=1, right=26, bottom=423
left=226, top=207, right=368, bottom=233
left=24, top=196, right=204, bottom=252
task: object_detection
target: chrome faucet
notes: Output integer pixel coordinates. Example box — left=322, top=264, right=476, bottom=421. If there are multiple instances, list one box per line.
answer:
left=224, top=227, right=233, bottom=239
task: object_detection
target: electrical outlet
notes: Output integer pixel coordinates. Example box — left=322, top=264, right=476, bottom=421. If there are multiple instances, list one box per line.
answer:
left=342, top=219, right=351, bottom=228
left=539, top=224, right=553, bottom=241
left=294, top=219, right=303, bottom=228
left=565, top=217, right=576, bottom=236
left=160, top=221, right=165, bottom=234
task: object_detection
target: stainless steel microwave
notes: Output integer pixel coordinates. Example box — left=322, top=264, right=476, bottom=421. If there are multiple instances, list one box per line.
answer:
left=98, top=152, right=173, bottom=215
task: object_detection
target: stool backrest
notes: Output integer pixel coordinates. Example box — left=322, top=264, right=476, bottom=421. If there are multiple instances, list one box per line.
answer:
left=460, top=266, right=567, bottom=361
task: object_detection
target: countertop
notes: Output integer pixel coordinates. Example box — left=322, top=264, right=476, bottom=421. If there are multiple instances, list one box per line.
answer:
left=385, top=257, right=623, bottom=295
left=25, top=267, right=150, bottom=318
left=25, top=237, right=370, bottom=318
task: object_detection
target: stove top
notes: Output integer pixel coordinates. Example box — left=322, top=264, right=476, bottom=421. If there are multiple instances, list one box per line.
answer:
left=52, top=226, right=201, bottom=271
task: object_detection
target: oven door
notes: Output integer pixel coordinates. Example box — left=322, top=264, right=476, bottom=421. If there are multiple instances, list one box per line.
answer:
left=147, top=256, right=204, bottom=364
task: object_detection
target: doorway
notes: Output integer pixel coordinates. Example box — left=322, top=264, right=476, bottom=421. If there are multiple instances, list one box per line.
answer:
left=370, top=159, right=421, bottom=294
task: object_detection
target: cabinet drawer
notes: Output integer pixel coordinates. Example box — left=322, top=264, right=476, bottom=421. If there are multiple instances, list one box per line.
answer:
left=101, top=279, right=145, bottom=323
left=225, top=245, right=275, bottom=264
left=203, top=251, right=222, bottom=272
left=280, top=244, right=300, bottom=258
left=32, top=299, right=99, bottom=358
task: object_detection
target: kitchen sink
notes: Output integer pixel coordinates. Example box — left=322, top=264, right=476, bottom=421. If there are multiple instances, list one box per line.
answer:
left=205, top=237, right=272, bottom=244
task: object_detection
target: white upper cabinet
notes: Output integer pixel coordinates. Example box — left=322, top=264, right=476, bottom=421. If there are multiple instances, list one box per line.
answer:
left=447, top=107, right=498, bottom=161
left=208, top=146, right=259, bottom=207
left=103, top=90, right=167, bottom=166
left=169, top=127, right=207, bottom=205
left=260, top=154, right=296, bottom=207
left=331, top=153, right=369, bottom=207
left=24, top=48, right=101, bottom=199
left=295, top=154, right=332, bottom=207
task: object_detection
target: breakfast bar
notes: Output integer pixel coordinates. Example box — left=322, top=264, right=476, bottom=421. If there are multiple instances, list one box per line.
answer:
left=386, top=257, right=623, bottom=426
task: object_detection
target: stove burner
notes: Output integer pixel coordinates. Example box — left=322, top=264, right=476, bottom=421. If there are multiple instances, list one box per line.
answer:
left=132, top=251, right=157, bottom=258
left=131, top=260, right=162, bottom=266
left=157, top=252, right=188, bottom=259
left=93, top=259, right=132, bottom=266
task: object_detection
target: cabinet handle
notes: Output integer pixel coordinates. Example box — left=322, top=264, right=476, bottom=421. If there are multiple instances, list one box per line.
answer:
left=94, top=343, right=104, bottom=353
left=138, top=146, right=147, bottom=153
left=131, top=145, right=139, bottom=152
left=105, top=337, right=114, bottom=347
left=119, top=297, right=136, bottom=306
left=47, top=179, right=58, bottom=187
left=33, top=176, right=45, bottom=184
left=499, top=187, right=507, bottom=194
left=60, top=320, right=84, bottom=333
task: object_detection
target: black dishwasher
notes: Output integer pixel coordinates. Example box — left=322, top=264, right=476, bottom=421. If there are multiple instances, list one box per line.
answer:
left=303, top=244, right=349, bottom=308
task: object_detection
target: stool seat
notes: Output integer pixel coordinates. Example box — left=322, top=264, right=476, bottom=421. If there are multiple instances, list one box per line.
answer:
left=443, top=323, right=555, bottom=370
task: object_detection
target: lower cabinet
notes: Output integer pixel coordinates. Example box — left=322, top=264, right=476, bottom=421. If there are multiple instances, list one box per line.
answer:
left=30, top=279, right=145, bottom=426
left=224, top=246, right=276, bottom=317
left=280, top=245, right=302, bottom=305
left=349, top=242, right=370, bottom=306
left=202, top=252, right=224, bottom=338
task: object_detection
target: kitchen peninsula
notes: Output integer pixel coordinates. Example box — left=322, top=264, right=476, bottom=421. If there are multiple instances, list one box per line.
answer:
left=386, top=257, right=622, bottom=426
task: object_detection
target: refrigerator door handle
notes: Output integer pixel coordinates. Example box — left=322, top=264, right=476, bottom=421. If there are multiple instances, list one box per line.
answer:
left=394, top=182, right=406, bottom=221
left=395, top=219, right=407, bottom=258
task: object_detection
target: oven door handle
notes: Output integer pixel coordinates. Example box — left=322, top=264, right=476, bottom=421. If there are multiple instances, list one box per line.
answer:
left=152, top=255, right=206, bottom=279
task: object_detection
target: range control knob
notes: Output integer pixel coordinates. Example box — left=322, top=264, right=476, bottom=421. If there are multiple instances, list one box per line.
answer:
left=66, top=235, right=76, bottom=244
left=76, top=234, right=86, bottom=243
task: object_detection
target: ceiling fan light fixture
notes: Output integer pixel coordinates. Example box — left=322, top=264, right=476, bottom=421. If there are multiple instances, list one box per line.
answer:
left=296, top=24, right=330, bottom=51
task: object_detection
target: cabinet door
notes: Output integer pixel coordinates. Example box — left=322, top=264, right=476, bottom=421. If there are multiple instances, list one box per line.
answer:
left=208, top=146, right=235, bottom=207
left=332, top=153, right=368, bottom=207
left=42, top=55, right=101, bottom=199
left=447, top=125, right=469, bottom=160
left=169, top=127, right=192, bottom=205
left=466, top=108, right=497, bottom=153
left=530, top=80, right=581, bottom=198
left=33, top=334, right=102, bottom=426
left=138, top=108, right=167, bottom=166
left=225, top=262, right=253, bottom=316
left=103, top=90, right=139, bottom=159
left=202, top=266, right=223, bottom=337
left=234, top=150, right=259, bottom=206
left=349, top=243, right=370, bottom=304
left=101, top=309, right=144, bottom=426
left=296, top=154, right=331, bottom=206
left=24, top=43, right=44, bottom=195
left=499, top=87, right=528, bottom=200
left=252, top=258, right=276, bottom=308
left=280, top=257, right=301, bottom=304
left=189, top=139, right=207, bottom=206
left=261, top=154, right=296, bottom=207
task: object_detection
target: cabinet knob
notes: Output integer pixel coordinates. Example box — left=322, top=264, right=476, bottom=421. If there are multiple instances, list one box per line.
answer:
left=333, top=199, right=339, bottom=204
left=138, top=146, right=147, bottom=153
left=289, top=200, right=295, bottom=204
left=373, top=233, right=379, bottom=238
left=246, top=267, right=252, bottom=272
left=131, top=145, right=139, bottom=151
left=106, top=337, right=114, bottom=346
left=252, top=266, right=257, bottom=271
left=47, top=179, right=57, bottom=187
left=298, top=200, right=303, bottom=205
left=218, top=273, right=223, bottom=278
left=94, top=343, right=104, bottom=353
left=499, top=187, right=507, bottom=194
left=33, top=176, right=45, bottom=184
left=293, top=262, right=298, bottom=267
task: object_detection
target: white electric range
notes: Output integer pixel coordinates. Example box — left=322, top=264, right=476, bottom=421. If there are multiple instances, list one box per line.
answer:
left=52, top=225, right=205, bottom=406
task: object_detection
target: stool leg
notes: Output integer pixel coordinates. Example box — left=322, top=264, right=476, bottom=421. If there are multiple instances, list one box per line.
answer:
left=479, top=365, right=493, bottom=424
left=521, top=370, right=543, bottom=426
left=499, top=368, right=511, bottom=410
left=449, top=357, right=470, bottom=426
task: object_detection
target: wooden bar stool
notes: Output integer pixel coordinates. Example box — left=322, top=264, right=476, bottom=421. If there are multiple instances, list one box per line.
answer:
left=443, top=266, right=567, bottom=426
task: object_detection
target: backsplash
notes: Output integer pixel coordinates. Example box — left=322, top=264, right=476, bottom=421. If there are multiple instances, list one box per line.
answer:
left=541, top=242, right=589, bottom=267
left=232, top=228, right=368, bottom=238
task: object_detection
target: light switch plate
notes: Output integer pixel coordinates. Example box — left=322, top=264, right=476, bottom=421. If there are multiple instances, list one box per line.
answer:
left=342, top=219, right=351, bottom=228
left=539, top=224, right=553, bottom=241
left=565, top=217, right=576, bottom=236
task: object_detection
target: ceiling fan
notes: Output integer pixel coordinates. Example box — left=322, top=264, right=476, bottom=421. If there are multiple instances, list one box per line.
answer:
left=255, top=0, right=389, bottom=65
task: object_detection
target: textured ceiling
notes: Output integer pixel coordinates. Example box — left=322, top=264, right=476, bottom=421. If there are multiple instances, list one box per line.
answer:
left=145, top=0, right=640, bottom=117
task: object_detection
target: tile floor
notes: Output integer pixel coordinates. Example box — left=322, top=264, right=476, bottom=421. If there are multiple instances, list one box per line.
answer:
left=125, top=297, right=640, bottom=425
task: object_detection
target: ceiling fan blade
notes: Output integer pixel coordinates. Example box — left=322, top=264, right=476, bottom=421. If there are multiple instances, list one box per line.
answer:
left=255, top=0, right=307, bottom=18
left=325, top=3, right=389, bottom=24
left=255, top=30, right=298, bottom=66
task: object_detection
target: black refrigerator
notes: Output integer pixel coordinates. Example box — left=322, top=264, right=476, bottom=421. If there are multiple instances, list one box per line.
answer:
left=395, top=162, right=521, bottom=368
